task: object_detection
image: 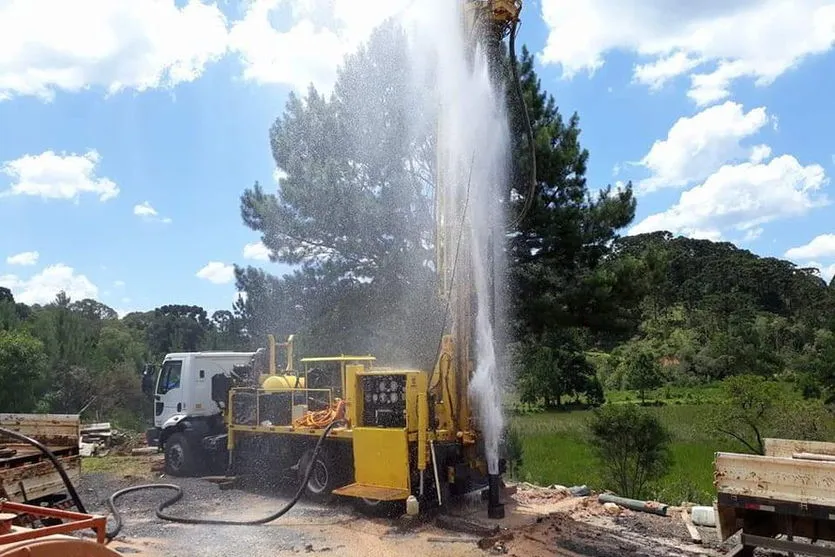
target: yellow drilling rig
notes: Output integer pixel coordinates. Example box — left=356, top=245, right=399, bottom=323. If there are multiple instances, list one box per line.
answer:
left=139, top=0, right=529, bottom=521
left=207, top=0, right=523, bottom=518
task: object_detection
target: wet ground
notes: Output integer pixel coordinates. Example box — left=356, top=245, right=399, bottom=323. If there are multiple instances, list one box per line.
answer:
left=74, top=461, right=741, bottom=556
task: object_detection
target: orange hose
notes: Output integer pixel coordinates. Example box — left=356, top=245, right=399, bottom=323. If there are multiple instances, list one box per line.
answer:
left=292, top=399, right=345, bottom=428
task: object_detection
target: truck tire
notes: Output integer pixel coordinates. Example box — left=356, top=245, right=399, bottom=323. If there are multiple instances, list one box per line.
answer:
left=297, top=446, right=339, bottom=503
left=354, top=497, right=403, bottom=518
left=164, top=433, right=195, bottom=477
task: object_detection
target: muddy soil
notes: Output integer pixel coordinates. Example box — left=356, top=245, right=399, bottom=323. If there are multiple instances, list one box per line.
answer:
left=73, top=465, right=740, bottom=557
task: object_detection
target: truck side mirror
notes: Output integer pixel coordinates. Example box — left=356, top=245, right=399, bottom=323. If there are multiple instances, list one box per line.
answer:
left=141, top=364, right=157, bottom=396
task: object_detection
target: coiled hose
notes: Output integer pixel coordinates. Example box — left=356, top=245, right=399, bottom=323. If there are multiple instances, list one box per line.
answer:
left=0, top=421, right=344, bottom=543
left=104, top=418, right=345, bottom=541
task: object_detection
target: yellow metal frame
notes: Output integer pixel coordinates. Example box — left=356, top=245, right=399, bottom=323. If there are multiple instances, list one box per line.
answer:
left=226, top=354, right=377, bottom=450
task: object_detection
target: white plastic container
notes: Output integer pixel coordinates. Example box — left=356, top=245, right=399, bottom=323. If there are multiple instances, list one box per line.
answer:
left=406, top=495, right=419, bottom=516
left=691, top=505, right=716, bottom=527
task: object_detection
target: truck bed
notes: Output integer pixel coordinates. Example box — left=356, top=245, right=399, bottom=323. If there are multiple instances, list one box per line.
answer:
left=714, top=439, right=835, bottom=554
left=0, top=414, right=81, bottom=504
left=714, top=450, right=835, bottom=506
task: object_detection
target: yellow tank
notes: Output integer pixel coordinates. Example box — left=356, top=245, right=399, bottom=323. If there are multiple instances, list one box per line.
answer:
left=261, top=374, right=305, bottom=390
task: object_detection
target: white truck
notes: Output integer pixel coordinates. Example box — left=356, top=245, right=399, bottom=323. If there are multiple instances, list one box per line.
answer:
left=142, top=349, right=258, bottom=476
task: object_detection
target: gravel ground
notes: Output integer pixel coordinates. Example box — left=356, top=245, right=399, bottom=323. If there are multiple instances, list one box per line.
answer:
left=79, top=472, right=361, bottom=556
left=71, top=464, right=746, bottom=557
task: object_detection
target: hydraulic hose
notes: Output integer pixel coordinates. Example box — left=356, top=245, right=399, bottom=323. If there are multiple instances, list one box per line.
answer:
left=105, top=419, right=344, bottom=541
left=507, top=17, right=538, bottom=230
left=0, top=426, right=88, bottom=514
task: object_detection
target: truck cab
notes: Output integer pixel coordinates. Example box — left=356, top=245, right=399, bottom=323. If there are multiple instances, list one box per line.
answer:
left=143, top=350, right=256, bottom=475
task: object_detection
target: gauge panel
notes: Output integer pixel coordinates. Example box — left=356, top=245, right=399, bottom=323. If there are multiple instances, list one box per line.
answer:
left=360, top=374, right=407, bottom=428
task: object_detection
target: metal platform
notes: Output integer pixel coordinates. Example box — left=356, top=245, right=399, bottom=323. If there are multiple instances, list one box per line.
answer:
left=332, top=483, right=410, bottom=501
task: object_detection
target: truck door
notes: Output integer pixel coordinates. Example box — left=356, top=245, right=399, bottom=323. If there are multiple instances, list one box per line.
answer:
left=154, top=359, right=183, bottom=427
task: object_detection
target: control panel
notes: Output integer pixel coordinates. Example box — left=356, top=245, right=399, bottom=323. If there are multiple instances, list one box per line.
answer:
left=361, top=374, right=407, bottom=428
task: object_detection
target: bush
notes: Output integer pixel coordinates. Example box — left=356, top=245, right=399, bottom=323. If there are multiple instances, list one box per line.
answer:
left=502, top=425, right=524, bottom=479
left=587, top=404, right=672, bottom=499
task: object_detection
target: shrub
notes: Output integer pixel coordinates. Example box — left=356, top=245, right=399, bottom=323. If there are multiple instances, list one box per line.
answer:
left=587, top=404, right=672, bottom=499
left=502, top=425, right=524, bottom=479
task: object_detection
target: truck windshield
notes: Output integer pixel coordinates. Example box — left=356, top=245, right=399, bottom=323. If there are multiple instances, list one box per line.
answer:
left=157, top=360, right=183, bottom=395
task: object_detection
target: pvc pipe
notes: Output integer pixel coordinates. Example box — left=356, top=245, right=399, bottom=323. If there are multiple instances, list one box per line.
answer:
left=430, top=440, right=442, bottom=506
left=597, top=493, right=668, bottom=516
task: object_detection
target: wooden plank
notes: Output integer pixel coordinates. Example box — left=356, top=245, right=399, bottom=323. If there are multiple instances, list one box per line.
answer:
left=794, top=452, right=835, bottom=462
left=680, top=509, right=702, bottom=544
left=80, top=422, right=111, bottom=431
left=715, top=452, right=835, bottom=506
left=0, top=455, right=80, bottom=503
left=715, top=501, right=740, bottom=543
left=0, top=414, right=80, bottom=447
left=764, top=438, right=835, bottom=458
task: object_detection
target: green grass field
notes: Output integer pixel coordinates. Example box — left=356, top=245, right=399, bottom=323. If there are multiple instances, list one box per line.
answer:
left=510, top=401, right=739, bottom=505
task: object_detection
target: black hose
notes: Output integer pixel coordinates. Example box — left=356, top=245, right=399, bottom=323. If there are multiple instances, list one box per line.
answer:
left=105, top=419, right=344, bottom=541
left=0, top=426, right=87, bottom=514
left=507, top=17, right=537, bottom=230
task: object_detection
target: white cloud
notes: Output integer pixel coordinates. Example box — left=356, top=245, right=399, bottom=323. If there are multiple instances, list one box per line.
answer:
left=0, top=264, right=98, bottom=305
left=0, top=150, right=118, bottom=202
left=6, top=251, right=39, bottom=266
left=636, top=102, right=770, bottom=193
left=133, top=201, right=172, bottom=223
left=273, top=168, right=288, bottom=183
left=243, top=241, right=272, bottom=262
left=0, top=0, right=229, bottom=101
left=113, top=280, right=126, bottom=288
left=0, top=0, right=422, bottom=101
left=196, top=261, right=235, bottom=284
left=749, top=145, right=772, bottom=165
left=540, top=0, right=835, bottom=105
left=227, top=0, right=413, bottom=94
left=804, top=261, right=835, bottom=283
left=630, top=155, right=829, bottom=241
left=742, top=227, right=764, bottom=242
left=785, top=234, right=835, bottom=260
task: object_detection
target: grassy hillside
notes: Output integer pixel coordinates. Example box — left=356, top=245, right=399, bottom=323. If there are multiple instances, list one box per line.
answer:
left=509, top=383, right=835, bottom=505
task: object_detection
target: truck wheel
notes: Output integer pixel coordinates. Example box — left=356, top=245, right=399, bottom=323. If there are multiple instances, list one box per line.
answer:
left=297, top=447, right=338, bottom=503
left=354, top=498, right=403, bottom=518
left=164, top=433, right=195, bottom=477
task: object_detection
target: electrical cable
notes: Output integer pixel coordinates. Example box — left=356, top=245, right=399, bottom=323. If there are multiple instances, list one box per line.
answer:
left=0, top=426, right=87, bottom=514
left=104, top=419, right=345, bottom=541
left=506, top=17, right=538, bottom=230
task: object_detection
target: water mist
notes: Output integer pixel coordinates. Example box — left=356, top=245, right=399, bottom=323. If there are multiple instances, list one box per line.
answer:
left=402, top=0, right=510, bottom=481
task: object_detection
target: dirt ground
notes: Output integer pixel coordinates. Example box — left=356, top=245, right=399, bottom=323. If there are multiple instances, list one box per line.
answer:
left=73, top=457, right=743, bottom=557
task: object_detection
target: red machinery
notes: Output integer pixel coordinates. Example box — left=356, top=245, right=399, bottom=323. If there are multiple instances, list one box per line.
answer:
left=0, top=500, right=119, bottom=557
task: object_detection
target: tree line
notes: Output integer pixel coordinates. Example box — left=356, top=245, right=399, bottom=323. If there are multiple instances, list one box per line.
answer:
left=0, top=289, right=248, bottom=426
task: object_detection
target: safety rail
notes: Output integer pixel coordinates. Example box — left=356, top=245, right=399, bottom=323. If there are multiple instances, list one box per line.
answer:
left=228, top=388, right=334, bottom=428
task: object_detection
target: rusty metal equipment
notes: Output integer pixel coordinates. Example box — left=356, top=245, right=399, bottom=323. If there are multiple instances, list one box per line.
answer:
left=0, top=500, right=119, bottom=557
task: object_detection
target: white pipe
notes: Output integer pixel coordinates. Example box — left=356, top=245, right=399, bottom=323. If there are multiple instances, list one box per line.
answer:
left=420, top=472, right=425, bottom=496
left=430, top=440, right=442, bottom=506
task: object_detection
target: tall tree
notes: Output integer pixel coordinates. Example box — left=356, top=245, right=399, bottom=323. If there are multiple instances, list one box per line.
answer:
left=237, top=22, right=440, bottom=367
left=504, top=47, right=637, bottom=340
left=237, top=24, right=637, bottom=373
left=0, top=329, right=48, bottom=412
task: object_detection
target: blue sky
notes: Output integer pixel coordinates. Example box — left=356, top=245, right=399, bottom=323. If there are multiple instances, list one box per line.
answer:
left=1, top=0, right=834, bottom=316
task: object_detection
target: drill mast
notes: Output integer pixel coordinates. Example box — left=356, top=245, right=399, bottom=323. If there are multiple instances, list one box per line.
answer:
left=431, top=0, right=521, bottom=438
